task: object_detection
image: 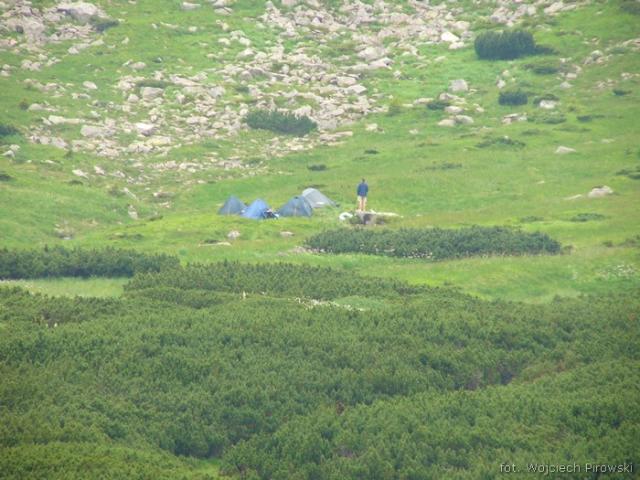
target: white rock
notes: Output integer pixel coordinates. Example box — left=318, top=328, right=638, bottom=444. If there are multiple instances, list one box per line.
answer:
left=449, top=79, right=468, bottom=93
left=181, top=2, right=201, bottom=11
left=140, top=87, right=163, bottom=100
left=358, top=46, right=386, bottom=61
left=57, top=2, right=107, bottom=23
left=539, top=100, right=557, bottom=110
left=365, top=123, right=378, bottom=132
left=555, top=146, right=576, bottom=154
left=227, top=230, right=241, bottom=240
left=130, top=61, right=146, bottom=70
left=455, top=115, right=474, bottom=125
left=280, top=231, right=294, bottom=238
left=135, top=122, right=156, bottom=136
left=440, top=31, right=459, bottom=43
left=93, top=165, right=105, bottom=175
left=337, top=76, right=357, bottom=87
left=128, top=205, right=138, bottom=220
left=445, top=106, right=463, bottom=115
left=368, top=57, right=392, bottom=69
left=83, top=81, right=97, bottom=90
left=544, top=1, right=564, bottom=15
left=72, top=169, right=89, bottom=179
left=347, top=84, right=367, bottom=95
left=438, top=118, right=456, bottom=127
left=80, top=125, right=110, bottom=138
left=587, top=186, right=613, bottom=198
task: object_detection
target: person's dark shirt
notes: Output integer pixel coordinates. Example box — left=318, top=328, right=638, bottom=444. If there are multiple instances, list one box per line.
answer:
left=357, top=182, right=369, bottom=196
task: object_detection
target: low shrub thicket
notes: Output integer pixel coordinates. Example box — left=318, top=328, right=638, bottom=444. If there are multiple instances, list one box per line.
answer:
left=0, top=246, right=179, bottom=279
left=0, top=123, right=20, bottom=137
left=0, top=284, right=637, bottom=478
left=244, top=110, right=317, bottom=136
left=306, top=226, right=562, bottom=260
left=475, top=30, right=537, bottom=60
left=499, top=89, right=528, bottom=106
left=127, top=261, right=425, bottom=300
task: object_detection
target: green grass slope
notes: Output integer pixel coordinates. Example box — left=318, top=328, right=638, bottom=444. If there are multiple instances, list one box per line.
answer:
left=1, top=1, right=639, bottom=301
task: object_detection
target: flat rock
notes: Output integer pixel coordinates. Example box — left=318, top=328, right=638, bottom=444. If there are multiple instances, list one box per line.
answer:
left=57, top=2, right=107, bottom=23
left=140, top=87, right=163, bottom=100
left=440, top=31, right=459, bottom=43
left=438, top=118, right=456, bottom=127
left=135, top=122, right=156, bottom=136
left=449, top=79, right=468, bottom=93
left=555, top=146, right=576, bottom=154
left=588, top=186, right=613, bottom=198
left=80, top=125, right=110, bottom=138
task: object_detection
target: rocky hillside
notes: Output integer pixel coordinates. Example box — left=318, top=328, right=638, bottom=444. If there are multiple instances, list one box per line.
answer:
left=4, top=0, right=627, bottom=190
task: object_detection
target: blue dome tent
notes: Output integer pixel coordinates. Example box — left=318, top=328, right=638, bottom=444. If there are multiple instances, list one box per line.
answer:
left=242, top=199, right=271, bottom=220
left=277, top=196, right=313, bottom=217
left=218, top=196, right=246, bottom=215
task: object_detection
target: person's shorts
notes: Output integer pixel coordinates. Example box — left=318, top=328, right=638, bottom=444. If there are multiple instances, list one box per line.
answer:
left=357, top=195, right=367, bottom=201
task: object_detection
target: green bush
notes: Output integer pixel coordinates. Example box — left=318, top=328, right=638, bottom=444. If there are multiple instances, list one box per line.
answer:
left=499, top=90, right=528, bottom=106
left=0, top=123, right=20, bottom=137
left=426, top=99, right=450, bottom=110
left=90, top=16, right=119, bottom=33
left=306, top=226, right=562, bottom=260
left=621, top=0, right=640, bottom=15
left=475, top=30, right=537, bottom=60
left=244, top=110, right=317, bottom=136
left=0, top=246, right=179, bottom=279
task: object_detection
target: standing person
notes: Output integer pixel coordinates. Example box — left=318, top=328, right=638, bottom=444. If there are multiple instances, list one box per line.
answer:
left=356, top=178, right=368, bottom=212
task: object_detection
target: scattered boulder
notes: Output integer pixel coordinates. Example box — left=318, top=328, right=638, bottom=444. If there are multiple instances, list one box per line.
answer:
left=449, top=79, right=468, bottom=93
left=280, top=231, right=294, bottom=238
left=135, top=122, right=156, bottom=136
left=80, top=125, right=110, bottom=138
left=555, top=146, right=576, bottom=154
left=438, top=118, right=456, bottom=127
left=588, top=186, right=613, bottom=198
left=72, top=169, right=89, bottom=179
left=227, top=230, right=241, bottom=240
left=140, top=87, right=163, bottom=101
left=539, top=100, right=557, bottom=110
left=454, top=115, right=474, bottom=125
left=181, top=2, right=200, bottom=10
left=440, top=31, right=459, bottom=43
left=57, top=2, right=107, bottom=23
left=128, top=205, right=139, bottom=220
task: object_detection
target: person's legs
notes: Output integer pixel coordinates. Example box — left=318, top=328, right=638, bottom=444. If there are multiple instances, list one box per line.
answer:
left=362, top=196, right=367, bottom=211
left=357, top=196, right=363, bottom=211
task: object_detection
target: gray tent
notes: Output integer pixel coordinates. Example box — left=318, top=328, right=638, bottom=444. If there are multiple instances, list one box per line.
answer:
left=301, top=188, right=336, bottom=208
left=277, top=196, right=313, bottom=217
left=218, top=196, right=246, bottom=215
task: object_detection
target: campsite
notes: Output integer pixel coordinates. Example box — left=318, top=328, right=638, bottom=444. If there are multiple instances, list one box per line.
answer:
left=0, top=0, right=639, bottom=479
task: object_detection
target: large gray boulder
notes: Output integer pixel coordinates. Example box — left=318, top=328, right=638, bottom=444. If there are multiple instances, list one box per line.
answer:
left=57, top=2, right=107, bottom=23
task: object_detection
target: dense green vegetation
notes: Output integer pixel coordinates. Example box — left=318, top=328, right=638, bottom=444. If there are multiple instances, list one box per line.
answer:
left=244, top=110, right=317, bottom=136
left=474, top=30, right=538, bottom=60
left=1, top=0, right=639, bottom=478
left=0, top=246, right=179, bottom=279
left=498, top=89, right=528, bottom=106
left=306, top=227, right=562, bottom=260
left=127, top=262, right=423, bottom=300
left=1, top=267, right=638, bottom=479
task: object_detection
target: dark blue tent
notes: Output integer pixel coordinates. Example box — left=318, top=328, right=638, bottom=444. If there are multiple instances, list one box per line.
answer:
left=277, top=196, right=313, bottom=217
left=218, top=196, right=246, bottom=215
left=242, top=199, right=270, bottom=220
